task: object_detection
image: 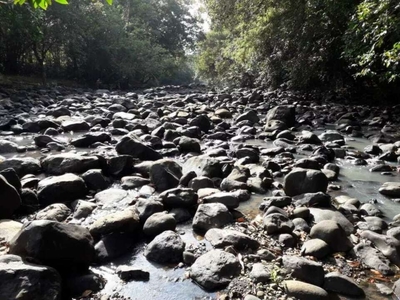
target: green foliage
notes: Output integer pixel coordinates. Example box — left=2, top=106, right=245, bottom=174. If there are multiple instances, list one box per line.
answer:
left=197, top=0, right=399, bottom=95
left=13, top=0, right=112, bottom=10
left=0, top=0, right=201, bottom=87
left=343, top=0, right=400, bottom=84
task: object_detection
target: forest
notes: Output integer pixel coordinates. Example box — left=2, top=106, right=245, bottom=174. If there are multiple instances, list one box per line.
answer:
left=0, top=0, right=399, bottom=100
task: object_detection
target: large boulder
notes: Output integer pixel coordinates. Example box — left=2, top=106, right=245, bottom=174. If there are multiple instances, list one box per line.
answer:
left=190, top=249, right=241, bottom=291
left=144, top=230, right=185, bottom=264
left=284, top=168, right=328, bottom=197
left=0, top=254, right=61, bottom=300
left=0, top=174, right=21, bottom=219
left=116, top=134, right=162, bottom=161
left=149, top=159, right=182, bottom=192
left=37, top=173, right=87, bottom=206
left=9, top=220, right=94, bottom=270
left=192, top=203, right=233, bottom=233
left=41, top=153, right=100, bottom=175
left=265, top=105, right=295, bottom=130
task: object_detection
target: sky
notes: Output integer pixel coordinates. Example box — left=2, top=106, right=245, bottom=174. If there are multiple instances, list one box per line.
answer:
left=189, top=0, right=211, bottom=32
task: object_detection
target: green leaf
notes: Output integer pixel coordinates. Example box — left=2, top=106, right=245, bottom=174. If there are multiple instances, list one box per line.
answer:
left=38, top=0, right=48, bottom=9
left=55, top=0, right=68, bottom=4
left=105, top=0, right=113, bottom=5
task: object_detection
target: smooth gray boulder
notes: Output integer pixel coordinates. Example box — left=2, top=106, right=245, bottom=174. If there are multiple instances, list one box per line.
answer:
left=144, top=230, right=185, bottom=264
left=143, top=212, right=176, bottom=236
left=190, top=249, right=241, bottom=291
left=284, top=168, right=328, bottom=197
left=283, top=280, right=329, bottom=300
left=310, top=220, right=353, bottom=252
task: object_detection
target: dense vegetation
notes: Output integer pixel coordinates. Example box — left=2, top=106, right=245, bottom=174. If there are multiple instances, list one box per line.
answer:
left=196, top=0, right=400, bottom=101
left=0, top=0, right=202, bottom=87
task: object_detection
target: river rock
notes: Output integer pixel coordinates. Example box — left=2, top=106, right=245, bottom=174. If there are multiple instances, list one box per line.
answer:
left=89, top=207, right=140, bottom=238
left=82, top=169, right=109, bottom=191
left=95, top=232, right=135, bottom=263
left=0, top=254, right=61, bottom=300
left=354, top=242, right=393, bottom=275
left=72, top=200, right=97, bottom=219
left=0, top=174, right=21, bottom=219
left=41, top=153, right=100, bottom=175
left=9, top=220, right=94, bottom=270
left=309, top=208, right=354, bottom=234
left=190, top=249, right=241, bottom=291
left=182, top=155, right=222, bottom=178
left=144, top=230, right=185, bottom=264
left=249, top=263, right=270, bottom=283
left=71, top=132, right=111, bottom=147
left=116, top=134, right=162, bottom=161
left=159, top=187, right=198, bottom=208
left=323, top=272, right=364, bottom=297
left=263, top=213, right=294, bottom=234
left=283, top=280, right=329, bottom=300
left=0, top=157, right=41, bottom=176
left=192, top=203, right=233, bottom=232
left=310, top=220, right=353, bottom=252
left=205, top=228, right=259, bottom=250
left=282, top=255, right=325, bottom=286
left=37, top=173, right=87, bottom=206
left=121, top=176, right=150, bottom=189
left=284, top=168, right=328, bottom=197
left=149, top=159, right=182, bottom=192
left=379, top=182, right=400, bottom=197
left=300, top=239, right=330, bottom=258
left=143, top=212, right=176, bottom=236
left=202, top=190, right=249, bottom=209
left=0, top=140, right=18, bottom=153
left=36, top=203, right=71, bottom=221
left=360, top=230, right=400, bottom=266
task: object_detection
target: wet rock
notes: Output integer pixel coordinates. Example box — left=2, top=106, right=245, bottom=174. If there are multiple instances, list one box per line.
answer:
left=319, top=131, right=344, bottom=142
left=202, top=190, right=249, bottom=209
left=205, top=228, right=259, bottom=250
left=220, top=178, right=248, bottom=191
left=106, top=155, right=134, bottom=176
left=190, top=249, right=241, bottom=291
left=283, top=280, right=329, bottom=300
left=357, top=216, right=387, bottom=233
left=36, top=203, right=71, bottom=222
left=360, top=203, right=382, bottom=216
left=37, top=173, right=87, bottom=206
left=117, top=266, right=150, bottom=281
left=0, top=168, right=21, bottom=192
left=354, top=242, right=393, bottom=275
left=42, top=153, right=100, bottom=175
left=189, top=115, right=211, bottom=133
left=265, top=105, right=295, bottom=128
left=64, top=272, right=104, bottom=298
left=34, top=135, right=60, bottom=148
left=284, top=168, right=328, bottom=197
left=249, top=263, right=270, bottom=283
left=192, top=203, right=233, bottom=233
left=236, top=110, right=259, bottom=124
left=360, top=230, right=400, bottom=266
left=178, top=136, right=201, bottom=153
left=379, top=182, right=400, bottom=197
left=159, top=187, right=198, bottom=208
left=121, top=176, right=150, bottom=189
left=183, top=155, right=222, bottom=178
left=179, top=171, right=197, bottom=186
left=9, top=220, right=94, bottom=270
left=143, top=212, right=176, bottom=236
left=144, top=230, right=185, bottom=264
left=72, top=200, right=97, bottom=219
left=189, top=176, right=214, bottom=191
left=0, top=174, right=21, bottom=218
left=259, top=196, right=292, bottom=211
left=116, top=134, right=162, bottom=161
left=95, top=232, right=135, bottom=263
left=0, top=254, right=61, bottom=300
left=149, top=159, right=182, bottom=192
left=282, top=255, right=325, bottom=286
left=263, top=213, right=294, bottom=234
left=82, top=169, right=109, bottom=191
left=0, top=140, right=18, bottom=153
left=310, top=220, right=353, bottom=252
left=89, top=207, right=140, bottom=239
left=71, top=132, right=111, bottom=147
left=135, top=198, right=164, bottom=222
left=0, top=157, right=41, bottom=176
left=61, top=119, right=90, bottom=131
left=323, top=272, right=364, bottom=297
left=301, top=239, right=330, bottom=258
left=94, top=188, right=135, bottom=206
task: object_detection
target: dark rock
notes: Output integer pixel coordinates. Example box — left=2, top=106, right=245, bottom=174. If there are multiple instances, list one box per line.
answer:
left=205, top=228, right=259, bottom=250
left=0, top=174, right=21, bottom=218
left=149, top=159, right=182, bottom=192
left=323, top=272, right=364, bottom=297
left=144, top=230, right=185, bottom=264
left=282, top=255, right=325, bottom=286
left=192, top=203, right=233, bottom=233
